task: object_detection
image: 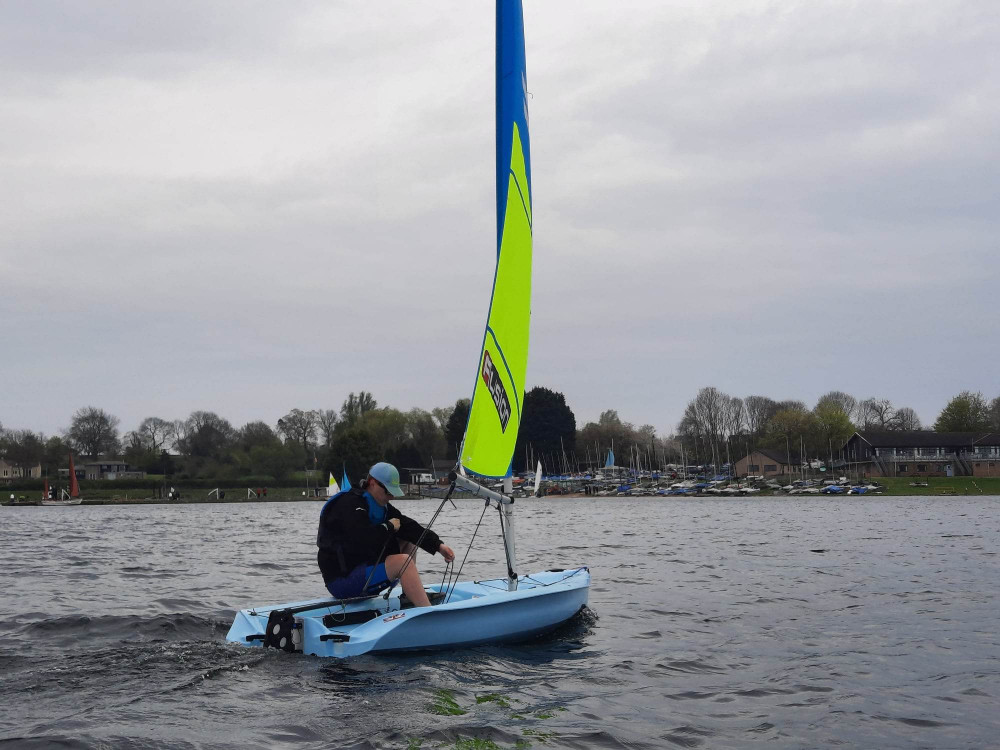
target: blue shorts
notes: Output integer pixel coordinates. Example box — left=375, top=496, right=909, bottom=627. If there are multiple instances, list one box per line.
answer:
left=326, top=563, right=392, bottom=599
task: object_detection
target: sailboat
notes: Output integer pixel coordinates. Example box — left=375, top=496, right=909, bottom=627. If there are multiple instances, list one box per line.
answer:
left=327, top=472, right=341, bottom=497
left=41, top=454, right=83, bottom=506
left=226, top=0, right=589, bottom=657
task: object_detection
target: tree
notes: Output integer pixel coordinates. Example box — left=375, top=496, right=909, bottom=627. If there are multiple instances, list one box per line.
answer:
left=763, top=405, right=818, bottom=459
left=233, top=421, right=283, bottom=476
left=894, top=407, right=922, bottom=431
left=253, top=443, right=298, bottom=481
left=43, top=435, right=69, bottom=474
left=357, top=408, right=409, bottom=455
left=515, top=387, right=577, bottom=473
left=934, top=391, right=991, bottom=432
left=238, top=421, right=280, bottom=452
left=990, top=396, right=1000, bottom=432
left=316, top=409, right=338, bottom=448
left=325, top=426, right=381, bottom=482
left=4, top=430, right=44, bottom=475
left=404, top=408, right=446, bottom=466
left=577, top=409, right=643, bottom=470
left=857, top=398, right=897, bottom=430
left=340, top=392, right=378, bottom=428
left=676, top=387, right=745, bottom=468
left=66, top=406, right=120, bottom=458
left=276, top=408, right=319, bottom=454
left=136, top=417, right=175, bottom=453
left=743, top=396, right=778, bottom=436
left=431, top=405, right=454, bottom=431
left=176, top=411, right=235, bottom=460
left=444, top=399, right=470, bottom=458
left=816, top=391, right=858, bottom=422
left=814, top=404, right=854, bottom=451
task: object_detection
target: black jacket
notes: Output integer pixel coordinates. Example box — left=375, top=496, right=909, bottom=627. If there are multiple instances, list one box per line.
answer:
left=316, top=486, right=443, bottom=583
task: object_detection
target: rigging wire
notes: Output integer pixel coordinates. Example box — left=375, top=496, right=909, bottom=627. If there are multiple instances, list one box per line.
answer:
left=383, top=481, right=456, bottom=600
left=445, top=498, right=493, bottom=602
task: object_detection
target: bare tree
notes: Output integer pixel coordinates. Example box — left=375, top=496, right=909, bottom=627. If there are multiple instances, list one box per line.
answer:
left=66, top=406, right=120, bottom=458
left=893, top=407, right=922, bottom=431
left=723, top=397, right=745, bottom=438
left=316, top=409, right=338, bottom=448
left=744, top=395, right=777, bottom=436
left=136, top=417, right=175, bottom=452
left=858, top=398, right=896, bottom=430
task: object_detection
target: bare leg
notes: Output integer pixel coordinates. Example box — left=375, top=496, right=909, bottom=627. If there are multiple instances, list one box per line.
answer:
left=384, top=552, right=430, bottom=607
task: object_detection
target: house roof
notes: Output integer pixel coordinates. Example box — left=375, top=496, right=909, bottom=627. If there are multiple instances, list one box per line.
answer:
left=975, top=433, right=1000, bottom=446
left=741, top=448, right=792, bottom=465
left=851, top=431, right=986, bottom=448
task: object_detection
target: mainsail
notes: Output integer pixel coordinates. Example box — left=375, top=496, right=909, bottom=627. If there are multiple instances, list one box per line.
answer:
left=460, top=0, right=533, bottom=478
left=68, top=454, right=80, bottom=498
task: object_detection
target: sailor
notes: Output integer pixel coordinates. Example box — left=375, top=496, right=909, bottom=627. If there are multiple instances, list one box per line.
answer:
left=317, top=461, right=455, bottom=607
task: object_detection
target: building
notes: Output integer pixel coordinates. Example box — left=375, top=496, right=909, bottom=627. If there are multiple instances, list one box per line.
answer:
left=81, top=460, right=146, bottom=481
left=841, top=431, right=1000, bottom=478
left=968, top=434, right=1000, bottom=478
left=0, top=459, right=42, bottom=483
left=733, top=449, right=794, bottom=478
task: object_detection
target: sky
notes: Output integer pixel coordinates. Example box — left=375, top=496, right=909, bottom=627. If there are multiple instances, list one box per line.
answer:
left=2, top=0, right=998, bottom=440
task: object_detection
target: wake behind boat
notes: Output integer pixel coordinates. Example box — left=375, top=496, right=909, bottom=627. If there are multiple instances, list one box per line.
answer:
left=226, top=0, right=590, bottom=657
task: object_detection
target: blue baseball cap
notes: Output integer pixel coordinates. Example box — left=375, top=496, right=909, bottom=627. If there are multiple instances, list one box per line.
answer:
left=369, top=462, right=404, bottom=497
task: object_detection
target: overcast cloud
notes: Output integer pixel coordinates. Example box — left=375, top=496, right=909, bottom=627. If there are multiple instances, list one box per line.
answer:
left=2, top=0, right=997, bottom=440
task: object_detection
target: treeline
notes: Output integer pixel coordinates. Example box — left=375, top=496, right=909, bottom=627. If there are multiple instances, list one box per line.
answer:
left=2, top=387, right=998, bottom=482
left=0, top=392, right=463, bottom=483
left=675, top=388, right=1000, bottom=468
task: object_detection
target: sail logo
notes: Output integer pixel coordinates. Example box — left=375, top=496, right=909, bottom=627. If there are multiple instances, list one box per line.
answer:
left=481, top=351, right=511, bottom=432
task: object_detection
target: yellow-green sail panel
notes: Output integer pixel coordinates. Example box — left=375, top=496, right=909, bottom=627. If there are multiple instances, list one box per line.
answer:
left=462, top=123, right=532, bottom=477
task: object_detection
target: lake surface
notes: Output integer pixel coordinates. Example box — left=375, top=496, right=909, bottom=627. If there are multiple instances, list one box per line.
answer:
left=1, top=496, right=998, bottom=749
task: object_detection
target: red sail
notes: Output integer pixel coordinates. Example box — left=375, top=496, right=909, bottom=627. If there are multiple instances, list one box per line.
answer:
left=69, top=454, right=80, bottom=498
left=43, top=478, right=49, bottom=500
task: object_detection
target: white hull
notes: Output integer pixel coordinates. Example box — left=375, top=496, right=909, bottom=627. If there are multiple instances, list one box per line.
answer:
left=40, top=499, right=83, bottom=506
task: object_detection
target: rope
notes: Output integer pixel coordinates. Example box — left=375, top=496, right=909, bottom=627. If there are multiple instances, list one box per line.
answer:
left=383, top=481, right=456, bottom=600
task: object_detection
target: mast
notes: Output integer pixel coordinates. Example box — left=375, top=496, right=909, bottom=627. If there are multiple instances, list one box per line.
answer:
left=454, top=0, right=532, bottom=592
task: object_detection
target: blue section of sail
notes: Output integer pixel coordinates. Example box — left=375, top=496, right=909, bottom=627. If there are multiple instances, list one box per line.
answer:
left=341, top=466, right=352, bottom=492
left=605, top=450, right=614, bottom=468
left=496, top=0, right=531, bottom=256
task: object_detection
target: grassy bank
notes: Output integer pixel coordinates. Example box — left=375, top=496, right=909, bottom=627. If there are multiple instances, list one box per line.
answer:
left=875, top=476, right=1000, bottom=496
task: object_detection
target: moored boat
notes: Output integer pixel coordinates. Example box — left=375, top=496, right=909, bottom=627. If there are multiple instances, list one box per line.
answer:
left=40, top=454, right=83, bottom=506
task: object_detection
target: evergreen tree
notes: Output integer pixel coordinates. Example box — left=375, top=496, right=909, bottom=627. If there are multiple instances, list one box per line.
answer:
left=444, top=399, right=470, bottom=458
left=515, top=387, right=577, bottom=473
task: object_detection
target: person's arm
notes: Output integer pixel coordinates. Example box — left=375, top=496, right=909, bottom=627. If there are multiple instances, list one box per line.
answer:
left=389, top=505, right=442, bottom=555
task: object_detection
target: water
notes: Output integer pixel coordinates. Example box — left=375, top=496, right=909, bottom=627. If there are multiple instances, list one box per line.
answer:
left=1, top=496, right=998, bottom=749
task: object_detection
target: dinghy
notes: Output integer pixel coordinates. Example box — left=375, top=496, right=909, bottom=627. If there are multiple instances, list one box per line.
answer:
left=226, top=0, right=589, bottom=657
left=40, top=454, right=83, bottom=506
